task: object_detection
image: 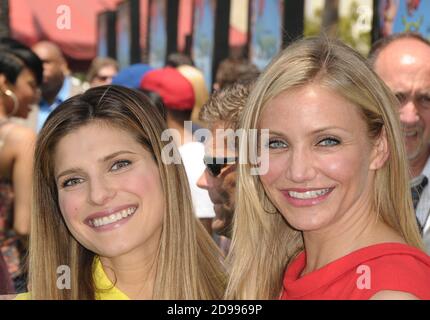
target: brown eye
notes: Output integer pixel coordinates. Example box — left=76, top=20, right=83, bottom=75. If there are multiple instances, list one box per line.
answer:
left=62, top=178, right=84, bottom=188
left=111, top=160, right=131, bottom=171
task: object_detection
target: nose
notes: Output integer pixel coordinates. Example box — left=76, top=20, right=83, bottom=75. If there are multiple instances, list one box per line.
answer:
left=197, top=169, right=214, bottom=190
left=88, top=176, right=116, bottom=205
left=399, top=100, right=420, bottom=126
left=285, top=147, right=316, bottom=183
left=197, top=169, right=209, bottom=190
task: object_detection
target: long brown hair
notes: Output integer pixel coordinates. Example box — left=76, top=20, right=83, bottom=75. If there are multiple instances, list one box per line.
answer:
left=29, top=85, right=225, bottom=299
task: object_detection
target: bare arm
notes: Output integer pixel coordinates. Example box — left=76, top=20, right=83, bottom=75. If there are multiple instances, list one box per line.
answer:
left=11, top=127, right=36, bottom=236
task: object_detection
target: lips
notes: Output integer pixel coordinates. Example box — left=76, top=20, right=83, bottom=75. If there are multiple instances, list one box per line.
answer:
left=85, top=205, right=137, bottom=229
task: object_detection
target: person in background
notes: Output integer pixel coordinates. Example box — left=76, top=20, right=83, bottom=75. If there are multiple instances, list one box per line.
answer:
left=197, top=82, right=254, bottom=254
left=0, top=39, right=43, bottom=293
left=166, top=52, right=194, bottom=68
left=213, top=57, right=260, bottom=91
left=226, top=37, right=430, bottom=300
left=86, top=57, right=118, bottom=88
left=177, top=65, right=209, bottom=133
left=140, top=67, right=215, bottom=233
left=32, top=41, right=86, bottom=131
left=111, top=63, right=153, bottom=89
left=15, top=85, right=225, bottom=299
left=369, top=32, right=430, bottom=254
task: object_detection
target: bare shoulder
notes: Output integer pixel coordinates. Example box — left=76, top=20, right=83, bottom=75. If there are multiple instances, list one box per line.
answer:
left=370, top=290, right=420, bottom=300
left=6, top=124, right=36, bottom=143
left=4, top=125, right=36, bottom=155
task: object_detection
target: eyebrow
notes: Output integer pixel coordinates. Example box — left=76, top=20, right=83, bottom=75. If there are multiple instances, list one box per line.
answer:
left=55, top=150, right=137, bottom=182
left=267, top=126, right=350, bottom=137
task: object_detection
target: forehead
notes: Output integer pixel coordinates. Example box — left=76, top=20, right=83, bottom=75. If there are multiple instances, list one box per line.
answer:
left=53, top=122, right=143, bottom=170
left=260, top=85, right=365, bottom=132
left=33, top=45, right=62, bottom=62
left=375, top=40, right=430, bottom=84
left=98, top=65, right=118, bottom=74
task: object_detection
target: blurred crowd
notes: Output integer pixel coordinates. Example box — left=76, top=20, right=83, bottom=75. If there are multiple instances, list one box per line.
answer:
left=0, top=32, right=430, bottom=300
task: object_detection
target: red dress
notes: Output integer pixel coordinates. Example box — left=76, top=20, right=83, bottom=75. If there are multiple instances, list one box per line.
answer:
left=281, top=243, right=430, bottom=300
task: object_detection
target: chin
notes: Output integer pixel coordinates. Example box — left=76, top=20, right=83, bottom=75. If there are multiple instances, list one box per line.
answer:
left=95, top=244, right=135, bottom=259
left=282, top=212, right=326, bottom=232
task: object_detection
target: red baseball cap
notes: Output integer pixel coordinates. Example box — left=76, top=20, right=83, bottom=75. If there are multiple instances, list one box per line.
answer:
left=140, top=66, right=195, bottom=111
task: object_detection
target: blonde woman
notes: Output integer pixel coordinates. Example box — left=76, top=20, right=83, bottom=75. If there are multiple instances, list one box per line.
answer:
left=177, top=65, right=209, bottom=128
left=16, top=85, right=225, bottom=299
left=226, top=37, right=430, bottom=300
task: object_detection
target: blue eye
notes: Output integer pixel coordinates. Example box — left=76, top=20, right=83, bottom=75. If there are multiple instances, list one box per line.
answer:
left=267, top=140, right=288, bottom=149
left=111, top=160, right=131, bottom=171
left=318, top=137, right=340, bottom=146
left=62, top=178, right=84, bottom=188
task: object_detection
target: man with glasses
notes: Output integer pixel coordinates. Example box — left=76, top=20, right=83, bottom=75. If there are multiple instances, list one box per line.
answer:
left=197, top=82, right=253, bottom=252
left=369, top=32, right=430, bottom=253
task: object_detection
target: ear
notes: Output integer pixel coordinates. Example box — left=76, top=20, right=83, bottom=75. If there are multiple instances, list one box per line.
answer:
left=369, top=126, right=389, bottom=170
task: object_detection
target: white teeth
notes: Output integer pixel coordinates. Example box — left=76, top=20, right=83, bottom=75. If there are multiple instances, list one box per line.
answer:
left=90, top=207, right=137, bottom=228
left=288, top=189, right=330, bottom=199
left=404, top=131, right=417, bottom=137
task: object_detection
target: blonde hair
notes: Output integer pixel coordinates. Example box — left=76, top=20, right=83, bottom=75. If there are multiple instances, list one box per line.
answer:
left=29, top=85, right=225, bottom=299
left=225, top=37, right=423, bottom=299
left=199, top=82, right=253, bottom=131
left=177, top=65, right=209, bottom=126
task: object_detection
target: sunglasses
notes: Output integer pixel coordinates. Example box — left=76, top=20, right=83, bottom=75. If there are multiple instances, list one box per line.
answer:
left=203, top=156, right=237, bottom=177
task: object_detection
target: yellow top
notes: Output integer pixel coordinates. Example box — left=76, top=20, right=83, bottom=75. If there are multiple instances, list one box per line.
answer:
left=14, top=257, right=130, bottom=300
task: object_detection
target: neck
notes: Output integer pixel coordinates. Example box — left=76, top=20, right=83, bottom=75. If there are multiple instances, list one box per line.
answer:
left=99, top=244, right=159, bottom=299
left=166, top=112, right=193, bottom=146
left=0, top=97, right=13, bottom=121
left=0, top=100, right=10, bottom=119
left=301, top=196, right=404, bottom=276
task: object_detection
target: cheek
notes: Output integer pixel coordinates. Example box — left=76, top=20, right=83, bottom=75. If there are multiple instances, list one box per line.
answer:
left=260, top=155, right=285, bottom=187
left=58, top=192, right=83, bottom=223
left=126, top=169, right=164, bottom=203
left=321, top=151, right=369, bottom=184
left=422, top=116, right=430, bottom=133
